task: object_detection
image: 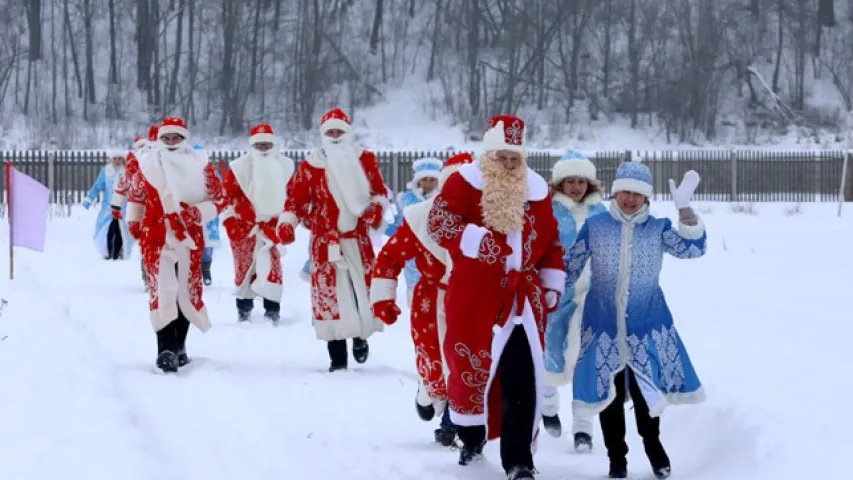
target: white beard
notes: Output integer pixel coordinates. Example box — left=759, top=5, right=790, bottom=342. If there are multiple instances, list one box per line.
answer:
left=322, top=136, right=371, bottom=232
left=248, top=150, right=290, bottom=218
left=105, top=163, right=125, bottom=184
left=159, top=148, right=208, bottom=207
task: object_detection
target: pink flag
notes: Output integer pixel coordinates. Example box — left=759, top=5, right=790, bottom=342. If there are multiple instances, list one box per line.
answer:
left=7, top=164, right=49, bottom=252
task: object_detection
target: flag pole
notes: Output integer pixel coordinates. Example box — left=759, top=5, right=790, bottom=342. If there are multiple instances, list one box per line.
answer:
left=5, top=162, right=13, bottom=280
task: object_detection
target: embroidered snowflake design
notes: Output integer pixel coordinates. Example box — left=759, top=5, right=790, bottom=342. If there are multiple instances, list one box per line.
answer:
left=505, top=120, right=524, bottom=145
left=420, top=297, right=431, bottom=313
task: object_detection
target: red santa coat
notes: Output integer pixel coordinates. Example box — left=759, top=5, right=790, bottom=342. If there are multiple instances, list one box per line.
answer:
left=426, top=162, right=565, bottom=441
left=110, top=152, right=139, bottom=206
left=221, top=153, right=294, bottom=301
left=126, top=147, right=226, bottom=332
left=371, top=197, right=452, bottom=403
left=281, top=148, right=388, bottom=341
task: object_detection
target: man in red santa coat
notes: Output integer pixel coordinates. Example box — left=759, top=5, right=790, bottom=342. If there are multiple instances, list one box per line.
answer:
left=426, top=115, right=566, bottom=480
left=221, top=124, right=295, bottom=324
left=370, top=152, right=475, bottom=447
left=126, top=116, right=227, bottom=373
left=277, top=108, right=389, bottom=372
left=113, top=124, right=159, bottom=291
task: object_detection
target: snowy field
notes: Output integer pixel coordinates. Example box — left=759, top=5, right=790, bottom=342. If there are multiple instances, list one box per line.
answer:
left=0, top=202, right=851, bottom=479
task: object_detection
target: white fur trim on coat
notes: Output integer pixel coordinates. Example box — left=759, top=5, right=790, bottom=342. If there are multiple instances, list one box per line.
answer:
left=482, top=121, right=525, bottom=154
left=677, top=215, right=705, bottom=240
left=457, top=161, right=549, bottom=201
left=611, top=177, right=653, bottom=198
left=370, top=277, right=398, bottom=304
left=460, top=224, right=489, bottom=259
left=278, top=211, right=298, bottom=227
left=438, top=166, right=462, bottom=190
left=551, top=158, right=597, bottom=183
left=250, top=132, right=276, bottom=145
left=538, top=268, right=566, bottom=293
left=195, top=201, right=218, bottom=224
left=110, top=192, right=126, bottom=208
left=320, top=118, right=351, bottom=134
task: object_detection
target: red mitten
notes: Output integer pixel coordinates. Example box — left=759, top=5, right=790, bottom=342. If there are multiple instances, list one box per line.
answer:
left=111, top=208, right=122, bottom=220
left=129, top=222, right=143, bottom=240
left=362, top=203, right=383, bottom=229
left=178, top=201, right=202, bottom=226
left=373, top=300, right=401, bottom=325
left=479, top=232, right=511, bottom=266
left=260, top=219, right=280, bottom=244
left=277, top=223, right=295, bottom=245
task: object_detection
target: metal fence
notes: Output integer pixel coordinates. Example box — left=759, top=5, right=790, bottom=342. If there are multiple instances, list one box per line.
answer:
left=0, top=149, right=850, bottom=204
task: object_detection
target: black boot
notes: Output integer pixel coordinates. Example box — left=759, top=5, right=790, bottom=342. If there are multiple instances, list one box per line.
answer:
left=155, top=323, right=179, bottom=373
left=352, top=337, right=369, bottom=364
left=608, top=463, right=628, bottom=479
left=263, top=298, right=280, bottom=326
left=434, top=428, right=457, bottom=447
left=574, top=432, right=593, bottom=452
left=456, top=425, right=486, bottom=465
left=156, top=351, right=179, bottom=373
left=542, top=414, right=562, bottom=438
left=416, top=400, right=435, bottom=421
left=201, top=261, right=212, bottom=286
left=174, top=313, right=191, bottom=367
left=507, top=466, right=535, bottom=480
left=236, top=298, right=253, bottom=322
left=327, top=340, right=348, bottom=371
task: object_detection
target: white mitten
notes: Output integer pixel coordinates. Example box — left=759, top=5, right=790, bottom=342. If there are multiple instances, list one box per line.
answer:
left=668, top=170, right=701, bottom=210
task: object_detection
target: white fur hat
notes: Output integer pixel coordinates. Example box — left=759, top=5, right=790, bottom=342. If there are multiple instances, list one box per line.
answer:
left=551, top=150, right=596, bottom=184
left=406, top=157, right=443, bottom=189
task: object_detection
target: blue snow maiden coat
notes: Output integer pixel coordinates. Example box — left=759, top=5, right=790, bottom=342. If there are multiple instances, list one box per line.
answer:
left=543, top=191, right=607, bottom=386
left=564, top=202, right=707, bottom=418
left=83, top=160, right=135, bottom=259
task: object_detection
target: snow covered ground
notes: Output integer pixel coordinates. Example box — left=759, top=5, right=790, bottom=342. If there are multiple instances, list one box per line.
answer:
left=0, top=202, right=851, bottom=479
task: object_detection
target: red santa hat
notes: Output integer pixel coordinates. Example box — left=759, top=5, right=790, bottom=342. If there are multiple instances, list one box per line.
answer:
left=320, top=108, right=351, bottom=134
left=482, top=114, right=525, bottom=154
left=249, top=123, right=276, bottom=145
left=158, top=116, right=189, bottom=138
left=439, top=152, right=475, bottom=189
left=132, top=136, right=148, bottom=151
left=147, top=124, right=159, bottom=141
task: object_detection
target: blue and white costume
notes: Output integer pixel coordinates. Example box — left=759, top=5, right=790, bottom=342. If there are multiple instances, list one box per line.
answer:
left=564, top=161, right=707, bottom=419
left=82, top=151, right=135, bottom=259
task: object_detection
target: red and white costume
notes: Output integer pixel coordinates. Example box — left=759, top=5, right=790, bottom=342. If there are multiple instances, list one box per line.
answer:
left=221, top=124, right=295, bottom=301
left=426, top=117, right=565, bottom=441
left=126, top=117, right=227, bottom=332
left=279, top=108, right=389, bottom=341
left=371, top=153, right=475, bottom=411
left=111, top=125, right=158, bottom=209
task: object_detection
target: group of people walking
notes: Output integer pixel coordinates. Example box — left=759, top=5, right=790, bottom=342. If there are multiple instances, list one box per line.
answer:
left=83, top=110, right=708, bottom=480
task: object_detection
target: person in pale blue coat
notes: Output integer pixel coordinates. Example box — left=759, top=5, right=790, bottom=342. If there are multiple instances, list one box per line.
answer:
left=563, top=159, right=705, bottom=479
left=540, top=151, right=607, bottom=451
left=82, top=151, right=135, bottom=260
left=194, top=144, right=221, bottom=286
left=383, top=157, right=442, bottom=306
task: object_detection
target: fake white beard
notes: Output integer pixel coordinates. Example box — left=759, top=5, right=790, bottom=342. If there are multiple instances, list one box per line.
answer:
left=321, top=135, right=372, bottom=230
left=248, top=149, right=287, bottom=217
left=159, top=148, right=207, bottom=205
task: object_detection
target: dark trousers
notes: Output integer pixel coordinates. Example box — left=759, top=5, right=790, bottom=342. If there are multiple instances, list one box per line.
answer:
left=107, top=219, right=123, bottom=259
left=236, top=297, right=280, bottom=314
left=599, top=368, right=670, bottom=470
left=440, top=406, right=455, bottom=431
left=156, top=309, right=190, bottom=354
left=457, top=326, right=537, bottom=473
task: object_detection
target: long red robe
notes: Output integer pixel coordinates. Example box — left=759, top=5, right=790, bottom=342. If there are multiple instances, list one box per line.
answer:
left=426, top=162, right=565, bottom=441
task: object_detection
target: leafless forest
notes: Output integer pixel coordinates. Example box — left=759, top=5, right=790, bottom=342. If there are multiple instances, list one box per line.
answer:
left=2, top=0, right=853, bottom=148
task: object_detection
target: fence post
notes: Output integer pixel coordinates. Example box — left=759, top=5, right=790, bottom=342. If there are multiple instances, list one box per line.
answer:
left=391, top=152, right=400, bottom=194
left=47, top=150, right=56, bottom=205
left=729, top=149, right=738, bottom=202
left=838, top=151, right=849, bottom=217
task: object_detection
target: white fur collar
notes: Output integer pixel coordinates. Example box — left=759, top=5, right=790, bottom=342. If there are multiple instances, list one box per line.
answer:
left=457, top=161, right=548, bottom=201
left=609, top=201, right=650, bottom=225
left=104, top=163, right=124, bottom=179
left=552, top=191, right=602, bottom=211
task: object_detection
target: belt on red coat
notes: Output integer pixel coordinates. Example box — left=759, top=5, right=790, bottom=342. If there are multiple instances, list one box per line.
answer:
left=496, top=268, right=540, bottom=329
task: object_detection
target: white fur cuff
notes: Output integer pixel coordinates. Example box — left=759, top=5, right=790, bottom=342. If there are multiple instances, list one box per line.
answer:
left=370, top=277, right=397, bottom=304
left=109, top=192, right=126, bottom=208
left=320, top=118, right=351, bottom=134
left=677, top=215, right=706, bottom=240
left=196, top=201, right=218, bottom=224
left=250, top=132, right=276, bottom=145
left=611, top=177, right=653, bottom=198
left=541, top=389, right=560, bottom=417
left=278, top=211, right=298, bottom=227
left=539, top=268, right=566, bottom=293
left=416, top=381, right=433, bottom=407
left=460, top=224, right=489, bottom=259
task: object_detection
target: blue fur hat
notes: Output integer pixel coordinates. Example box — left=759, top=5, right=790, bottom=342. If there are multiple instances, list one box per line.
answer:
left=551, top=150, right=597, bottom=184
left=611, top=158, right=653, bottom=198
left=407, top=157, right=443, bottom=189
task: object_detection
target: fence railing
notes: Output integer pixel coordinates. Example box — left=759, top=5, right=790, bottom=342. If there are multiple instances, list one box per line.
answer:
left=0, top=149, right=850, bottom=204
